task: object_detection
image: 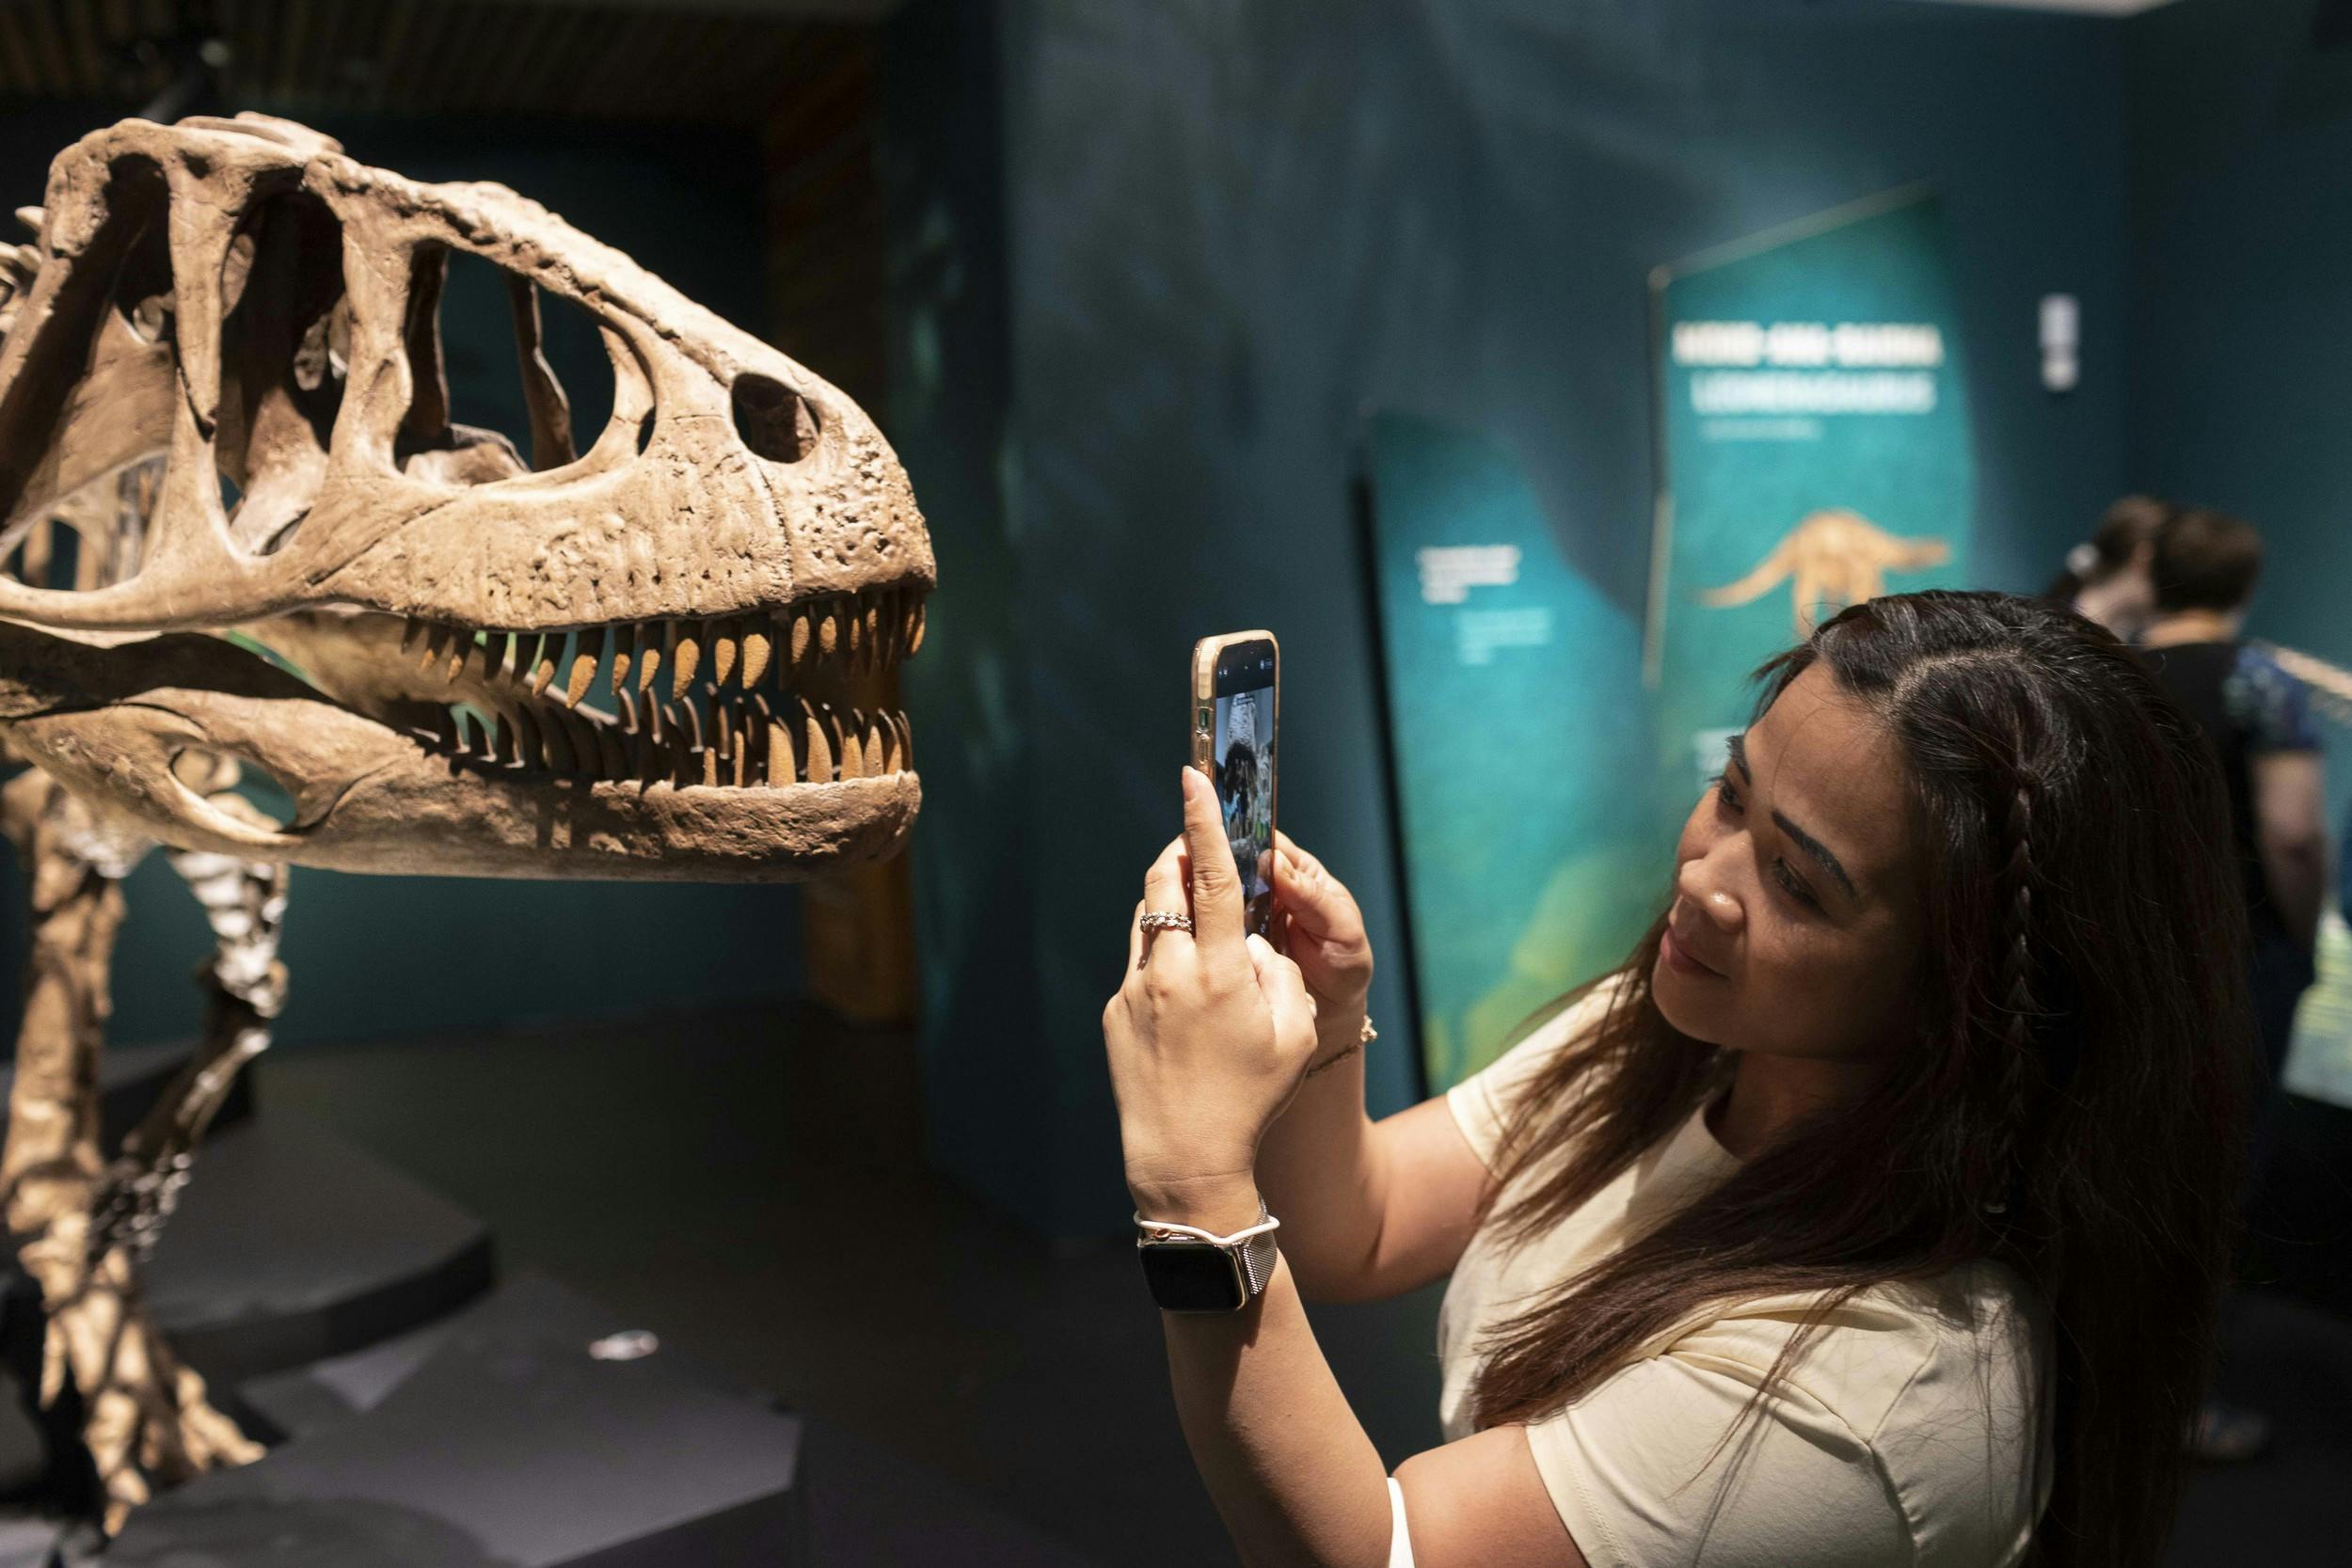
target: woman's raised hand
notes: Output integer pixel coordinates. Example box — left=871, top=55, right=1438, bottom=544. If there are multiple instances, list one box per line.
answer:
left=1271, top=829, right=1375, bottom=1056
left=1101, top=768, right=1320, bottom=1230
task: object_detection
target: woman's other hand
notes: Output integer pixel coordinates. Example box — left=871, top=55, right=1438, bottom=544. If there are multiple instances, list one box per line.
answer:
left=1103, top=768, right=1319, bottom=1230
left=1272, top=830, right=1375, bottom=1057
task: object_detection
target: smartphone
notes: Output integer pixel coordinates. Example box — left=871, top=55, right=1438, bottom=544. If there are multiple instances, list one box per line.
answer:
left=1192, top=631, right=1280, bottom=937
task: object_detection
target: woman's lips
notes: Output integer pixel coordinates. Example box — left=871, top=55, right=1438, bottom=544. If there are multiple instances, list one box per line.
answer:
left=1661, top=923, right=1725, bottom=979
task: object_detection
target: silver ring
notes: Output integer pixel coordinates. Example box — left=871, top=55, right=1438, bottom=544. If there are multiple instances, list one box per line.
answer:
left=1138, top=911, right=1194, bottom=933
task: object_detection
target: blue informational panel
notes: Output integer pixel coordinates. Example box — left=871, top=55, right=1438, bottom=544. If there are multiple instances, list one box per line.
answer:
left=1365, top=190, right=1978, bottom=1092
left=1649, top=189, right=1978, bottom=799
left=1363, top=414, right=1671, bottom=1092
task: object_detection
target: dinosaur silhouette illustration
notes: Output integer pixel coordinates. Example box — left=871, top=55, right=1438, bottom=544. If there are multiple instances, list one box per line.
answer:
left=1700, top=508, right=1951, bottom=637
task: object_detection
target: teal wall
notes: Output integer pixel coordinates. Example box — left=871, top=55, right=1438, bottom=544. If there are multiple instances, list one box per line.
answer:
left=0, top=110, right=807, bottom=1048
left=899, top=0, right=2137, bottom=1236
left=2124, top=0, right=2352, bottom=825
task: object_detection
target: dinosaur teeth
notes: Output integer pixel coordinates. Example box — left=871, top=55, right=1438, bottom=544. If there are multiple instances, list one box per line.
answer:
left=564, top=641, right=598, bottom=708
left=711, top=620, right=739, bottom=688
left=400, top=617, right=429, bottom=656
left=803, top=700, right=834, bottom=783
left=741, top=624, right=772, bottom=689
left=671, top=624, right=701, bottom=700
left=638, top=625, right=666, bottom=694
left=609, top=624, right=636, bottom=697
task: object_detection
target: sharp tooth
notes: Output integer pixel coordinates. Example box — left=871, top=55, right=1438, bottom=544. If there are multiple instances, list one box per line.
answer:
left=616, top=687, right=640, bottom=734
left=529, top=634, right=562, bottom=697
left=610, top=624, right=637, bottom=696
left=833, top=709, right=861, bottom=780
left=512, top=705, right=547, bottom=769
left=449, top=630, right=478, bottom=683
left=741, top=624, right=771, bottom=689
left=645, top=694, right=665, bottom=745
left=565, top=638, right=599, bottom=708
left=880, top=710, right=902, bottom=773
left=863, top=598, right=882, bottom=673
left=464, top=711, right=491, bottom=757
left=671, top=624, right=701, bottom=700
left=419, top=624, right=451, bottom=673
left=818, top=601, right=840, bottom=657
left=791, top=609, right=813, bottom=668
left=595, top=718, right=628, bottom=779
left=711, top=620, right=739, bottom=687
left=910, top=601, right=926, bottom=656
left=877, top=593, right=899, bottom=670
left=495, top=713, right=517, bottom=765
left=429, top=705, right=458, bottom=752
left=482, top=630, right=514, bottom=683
left=770, top=720, right=795, bottom=784
left=701, top=738, right=720, bottom=787
left=866, top=711, right=890, bottom=774
left=803, top=699, right=833, bottom=783
left=639, top=623, right=668, bottom=694
left=680, top=698, right=706, bottom=754
left=733, top=723, right=750, bottom=787
left=400, top=617, right=429, bottom=656
left=511, top=633, right=542, bottom=689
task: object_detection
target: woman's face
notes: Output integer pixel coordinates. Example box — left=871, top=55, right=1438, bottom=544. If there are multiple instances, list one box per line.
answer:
left=1654, top=663, right=1926, bottom=1063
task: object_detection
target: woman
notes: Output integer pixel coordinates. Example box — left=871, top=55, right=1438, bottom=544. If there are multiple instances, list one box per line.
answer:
left=1103, top=592, right=2251, bottom=1567
left=2043, top=494, right=2169, bottom=641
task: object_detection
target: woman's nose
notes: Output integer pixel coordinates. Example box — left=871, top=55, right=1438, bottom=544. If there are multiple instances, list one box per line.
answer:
left=1676, top=854, right=1745, bottom=934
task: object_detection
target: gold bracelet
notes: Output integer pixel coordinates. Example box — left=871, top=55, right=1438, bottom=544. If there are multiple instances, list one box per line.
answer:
left=1304, top=1014, right=1376, bottom=1078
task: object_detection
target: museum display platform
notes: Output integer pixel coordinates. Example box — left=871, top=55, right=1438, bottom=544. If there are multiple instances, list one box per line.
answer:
left=0, top=1037, right=1106, bottom=1567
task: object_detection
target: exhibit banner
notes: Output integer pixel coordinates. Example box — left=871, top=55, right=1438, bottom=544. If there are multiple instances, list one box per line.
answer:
left=1363, top=413, right=1669, bottom=1093
left=1647, top=189, right=1978, bottom=796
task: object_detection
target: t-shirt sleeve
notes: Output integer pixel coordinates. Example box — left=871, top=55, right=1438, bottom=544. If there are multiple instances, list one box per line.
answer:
left=1517, top=1335, right=1912, bottom=1568
left=1444, top=977, right=1625, bottom=1173
left=2233, top=644, right=2321, bottom=753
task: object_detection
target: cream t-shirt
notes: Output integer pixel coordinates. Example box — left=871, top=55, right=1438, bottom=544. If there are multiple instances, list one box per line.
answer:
left=1438, top=982, right=2048, bottom=1568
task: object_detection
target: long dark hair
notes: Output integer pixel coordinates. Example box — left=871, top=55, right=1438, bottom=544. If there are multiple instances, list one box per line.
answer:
left=1469, top=591, right=2252, bottom=1568
left=2042, top=493, right=2170, bottom=604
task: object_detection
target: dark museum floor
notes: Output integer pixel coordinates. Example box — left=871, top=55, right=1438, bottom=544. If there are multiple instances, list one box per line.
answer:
left=255, top=1000, right=2352, bottom=1567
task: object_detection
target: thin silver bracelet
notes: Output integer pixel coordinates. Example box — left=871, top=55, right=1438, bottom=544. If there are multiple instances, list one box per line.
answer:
left=1304, top=1014, right=1376, bottom=1078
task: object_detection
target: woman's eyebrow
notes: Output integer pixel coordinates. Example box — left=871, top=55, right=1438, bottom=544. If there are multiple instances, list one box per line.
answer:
left=1725, top=733, right=1861, bottom=902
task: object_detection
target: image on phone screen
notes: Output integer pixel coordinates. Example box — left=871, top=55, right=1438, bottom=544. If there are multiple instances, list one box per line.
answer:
left=1212, top=649, right=1277, bottom=934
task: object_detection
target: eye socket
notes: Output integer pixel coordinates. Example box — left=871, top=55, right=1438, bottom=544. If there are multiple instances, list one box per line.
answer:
left=731, top=373, right=819, bottom=464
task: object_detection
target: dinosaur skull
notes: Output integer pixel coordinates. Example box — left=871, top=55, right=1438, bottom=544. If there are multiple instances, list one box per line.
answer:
left=0, top=114, right=928, bottom=880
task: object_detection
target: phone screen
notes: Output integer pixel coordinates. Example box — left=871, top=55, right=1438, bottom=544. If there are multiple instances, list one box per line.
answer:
left=1209, top=641, right=1278, bottom=935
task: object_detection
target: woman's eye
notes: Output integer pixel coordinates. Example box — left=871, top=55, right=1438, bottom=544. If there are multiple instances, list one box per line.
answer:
left=1711, top=772, right=1742, bottom=812
left=1772, top=861, right=1820, bottom=910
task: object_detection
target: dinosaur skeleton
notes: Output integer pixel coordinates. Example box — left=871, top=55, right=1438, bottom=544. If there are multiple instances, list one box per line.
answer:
left=0, top=113, right=931, bottom=1529
left=1700, top=507, right=1951, bottom=638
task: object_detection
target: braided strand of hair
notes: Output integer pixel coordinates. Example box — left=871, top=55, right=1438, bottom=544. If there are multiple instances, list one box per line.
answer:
left=1988, top=768, right=2038, bottom=1224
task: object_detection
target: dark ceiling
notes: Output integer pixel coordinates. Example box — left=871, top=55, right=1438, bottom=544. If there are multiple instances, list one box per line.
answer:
left=0, top=0, right=885, bottom=126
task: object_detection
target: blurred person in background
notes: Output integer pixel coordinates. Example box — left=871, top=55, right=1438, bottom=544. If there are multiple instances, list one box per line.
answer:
left=2139, top=506, right=2328, bottom=1464
left=2045, top=493, right=2169, bottom=641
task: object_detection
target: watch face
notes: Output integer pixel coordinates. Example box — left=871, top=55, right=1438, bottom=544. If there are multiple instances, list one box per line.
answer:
left=1138, top=1243, right=1247, bottom=1312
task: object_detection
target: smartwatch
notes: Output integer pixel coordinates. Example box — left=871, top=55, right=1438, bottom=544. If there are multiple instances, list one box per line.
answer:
left=1135, top=1201, right=1279, bottom=1313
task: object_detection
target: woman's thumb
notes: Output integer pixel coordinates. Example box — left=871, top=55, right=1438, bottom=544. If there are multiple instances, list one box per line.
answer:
left=1247, top=933, right=1318, bottom=1038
